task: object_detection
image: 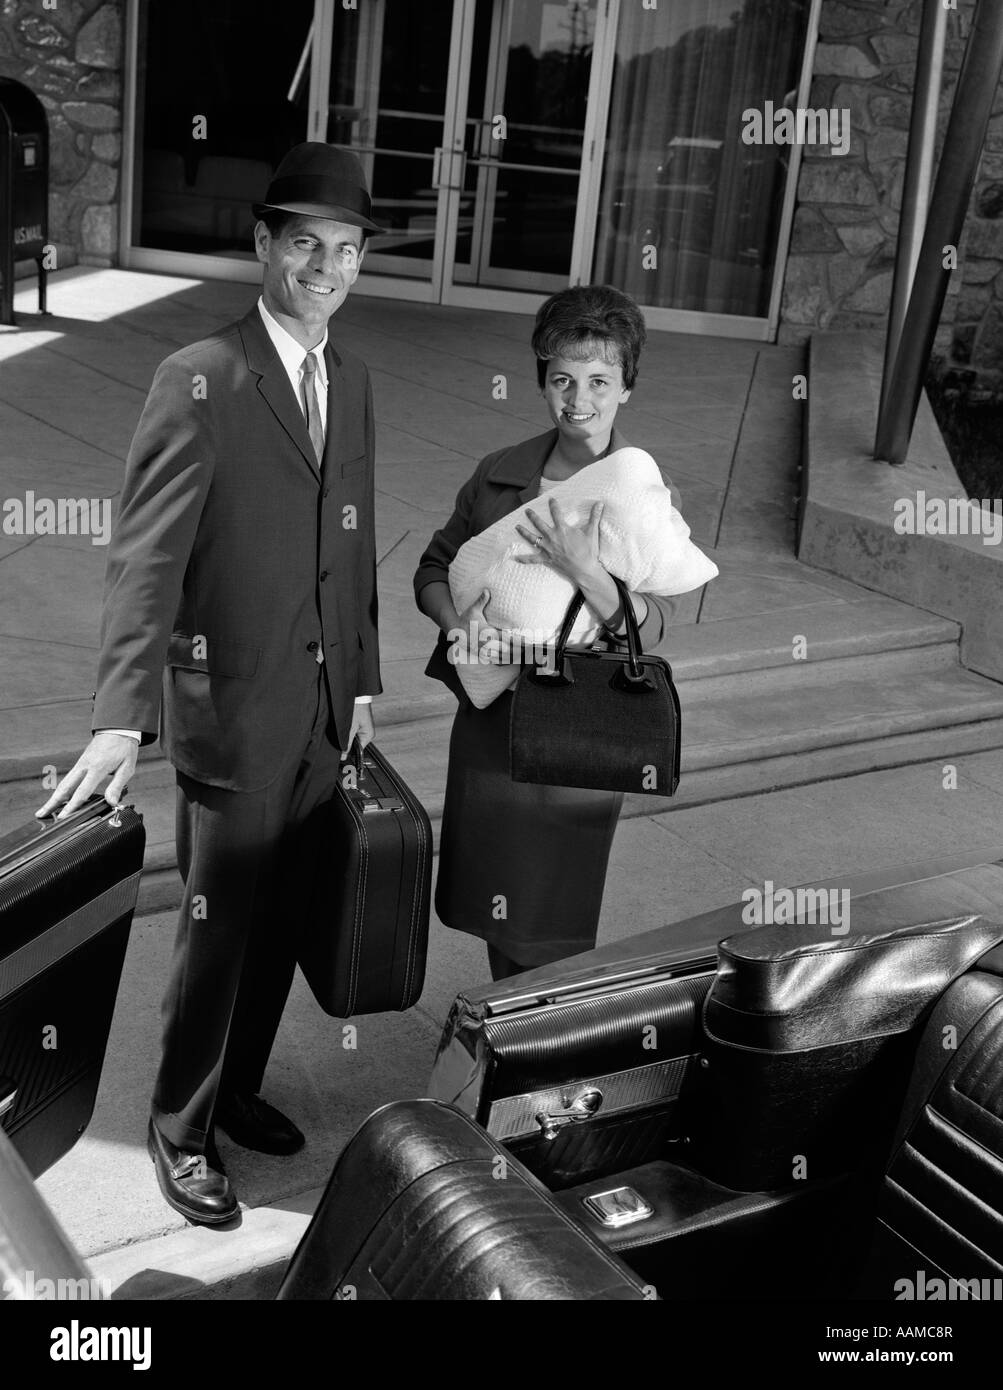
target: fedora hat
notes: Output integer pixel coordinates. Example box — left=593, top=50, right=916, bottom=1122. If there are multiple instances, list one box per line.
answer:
left=252, top=142, right=381, bottom=231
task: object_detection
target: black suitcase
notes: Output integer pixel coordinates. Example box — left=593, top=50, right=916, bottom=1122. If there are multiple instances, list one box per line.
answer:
left=0, top=796, right=145, bottom=1178
left=297, top=742, right=431, bottom=1018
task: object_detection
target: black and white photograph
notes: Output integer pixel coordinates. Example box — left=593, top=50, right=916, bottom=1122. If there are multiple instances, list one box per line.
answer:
left=1, top=0, right=1001, bottom=1363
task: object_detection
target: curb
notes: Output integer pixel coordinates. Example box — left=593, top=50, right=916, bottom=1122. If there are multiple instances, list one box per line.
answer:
left=87, top=1185, right=326, bottom=1301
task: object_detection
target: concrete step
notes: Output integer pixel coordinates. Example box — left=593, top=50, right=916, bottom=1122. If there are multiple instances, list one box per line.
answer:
left=372, top=660, right=1003, bottom=821
left=623, top=715, right=1003, bottom=815
left=663, top=595, right=958, bottom=679
left=0, top=595, right=957, bottom=785
left=3, top=595, right=999, bottom=916
left=6, top=652, right=999, bottom=918
left=679, top=660, right=1003, bottom=769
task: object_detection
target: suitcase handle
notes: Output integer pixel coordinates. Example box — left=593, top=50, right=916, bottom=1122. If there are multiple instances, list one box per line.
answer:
left=2, top=797, right=135, bottom=880
left=346, top=738, right=366, bottom=780
left=345, top=739, right=406, bottom=813
left=34, top=794, right=114, bottom=829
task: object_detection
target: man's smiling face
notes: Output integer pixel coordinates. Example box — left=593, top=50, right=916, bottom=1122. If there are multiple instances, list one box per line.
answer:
left=254, top=214, right=364, bottom=344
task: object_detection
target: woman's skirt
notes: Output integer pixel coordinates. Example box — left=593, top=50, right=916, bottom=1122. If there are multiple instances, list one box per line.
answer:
left=435, top=689, right=623, bottom=968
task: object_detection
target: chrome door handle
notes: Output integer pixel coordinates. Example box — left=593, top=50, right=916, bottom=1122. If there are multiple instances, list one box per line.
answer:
left=535, top=1087, right=603, bottom=1141
left=432, top=146, right=467, bottom=192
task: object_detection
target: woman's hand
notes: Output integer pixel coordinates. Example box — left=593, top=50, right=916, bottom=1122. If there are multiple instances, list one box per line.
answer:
left=449, top=589, right=511, bottom=665
left=513, top=497, right=647, bottom=632
left=514, top=498, right=605, bottom=588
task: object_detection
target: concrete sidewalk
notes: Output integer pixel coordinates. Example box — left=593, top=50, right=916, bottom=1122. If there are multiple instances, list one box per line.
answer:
left=6, top=269, right=1002, bottom=904
left=0, top=263, right=772, bottom=774
left=3, top=267, right=1003, bottom=1296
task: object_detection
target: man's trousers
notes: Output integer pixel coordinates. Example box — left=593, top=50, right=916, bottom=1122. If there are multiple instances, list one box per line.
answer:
left=151, top=673, right=343, bottom=1151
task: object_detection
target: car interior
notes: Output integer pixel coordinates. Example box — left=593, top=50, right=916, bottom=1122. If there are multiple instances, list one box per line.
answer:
left=277, top=863, right=1003, bottom=1301
left=3, top=808, right=1003, bottom=1302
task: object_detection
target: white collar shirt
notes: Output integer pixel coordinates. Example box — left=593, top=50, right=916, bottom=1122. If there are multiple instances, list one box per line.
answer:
left=257, top=297, right=328, bottom=462
left=252, top=298, right=373, bottom=702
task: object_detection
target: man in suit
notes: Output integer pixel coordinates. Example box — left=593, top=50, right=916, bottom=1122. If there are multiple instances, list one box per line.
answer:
left=38, top=145, right=382, bottom=1225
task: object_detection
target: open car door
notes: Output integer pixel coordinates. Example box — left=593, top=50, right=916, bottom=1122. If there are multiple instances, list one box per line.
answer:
left=0, top=797, right=144, bottom=1179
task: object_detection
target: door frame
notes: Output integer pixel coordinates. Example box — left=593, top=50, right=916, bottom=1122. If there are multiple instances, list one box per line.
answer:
left=439, top=0, right=613, bottom=305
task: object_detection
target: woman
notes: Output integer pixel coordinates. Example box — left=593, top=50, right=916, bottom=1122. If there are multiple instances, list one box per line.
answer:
left=413, top=285, right=679, bottom=981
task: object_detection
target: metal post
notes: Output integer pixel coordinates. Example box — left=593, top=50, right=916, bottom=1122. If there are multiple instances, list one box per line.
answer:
left=876, top=0, right=946, bottom=429
left=875, top=0, right=1003, bottom=465
left=0, top=238, right=12, bottom=327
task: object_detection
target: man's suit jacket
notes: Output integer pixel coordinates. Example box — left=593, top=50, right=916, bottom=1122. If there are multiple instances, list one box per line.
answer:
left=92, top=306, right=381, bottom=793
left=413, top=425, right=679, bottom=703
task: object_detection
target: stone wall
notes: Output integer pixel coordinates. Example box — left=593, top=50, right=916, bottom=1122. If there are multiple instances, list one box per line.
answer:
left=780, top=0, right=1003, bottom=392
left=0, top=0, right=123, bottom=269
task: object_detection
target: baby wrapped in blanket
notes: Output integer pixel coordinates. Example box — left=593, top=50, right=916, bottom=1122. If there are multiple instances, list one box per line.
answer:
left=447, top=446, right=718, bottom=708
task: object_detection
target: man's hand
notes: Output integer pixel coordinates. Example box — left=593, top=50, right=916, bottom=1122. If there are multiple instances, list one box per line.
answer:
left=36, top=732, right=139, bottom=820
left=342, top=701, right=376, bottom=760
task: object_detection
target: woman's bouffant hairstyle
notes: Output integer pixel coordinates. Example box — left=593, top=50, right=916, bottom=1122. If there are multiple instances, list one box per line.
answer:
left=532, top=285, right=646, bottom=391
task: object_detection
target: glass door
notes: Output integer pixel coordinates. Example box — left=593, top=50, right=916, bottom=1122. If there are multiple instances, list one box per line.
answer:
left=130, top=0, right=315, bottom=262
left=317, top=0, right=457, bottom=287
left=314, top=0, right=602, bottom=303
left=450, top=0, right=599, bottom=294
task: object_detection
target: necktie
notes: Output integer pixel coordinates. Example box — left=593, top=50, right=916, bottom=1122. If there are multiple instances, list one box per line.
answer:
left=301, top=351, right=325, bottom=467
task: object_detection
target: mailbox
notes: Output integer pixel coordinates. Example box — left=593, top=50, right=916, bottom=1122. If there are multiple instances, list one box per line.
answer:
left=0, top=77, right=49, bottom=326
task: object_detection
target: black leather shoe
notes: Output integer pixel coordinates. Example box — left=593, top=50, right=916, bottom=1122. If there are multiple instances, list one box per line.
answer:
left=214, top=1092, right=305, bottom=1155
left=147, top=1119, right=238, bottom=1226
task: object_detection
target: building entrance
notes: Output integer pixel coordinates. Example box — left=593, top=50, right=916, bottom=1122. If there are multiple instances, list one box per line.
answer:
left=125, top=0, right=816, bottom=336
left=320, top=0, right=600, bottom=301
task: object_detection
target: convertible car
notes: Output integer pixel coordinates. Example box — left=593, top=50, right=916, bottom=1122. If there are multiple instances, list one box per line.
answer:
left=2, top=799, right=1003, bottom=1301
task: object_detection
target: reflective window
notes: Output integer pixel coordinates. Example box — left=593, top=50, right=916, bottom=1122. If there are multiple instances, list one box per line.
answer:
left=325, top=0, right=454, bottom=277
left=454, top=0, right=597, bottom=291
left=133, top=0, right=313, bottom=257
left=593, top=0, right=811, bottom=317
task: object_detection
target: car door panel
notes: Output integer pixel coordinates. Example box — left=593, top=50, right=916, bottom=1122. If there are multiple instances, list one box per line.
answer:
left=430, top=956, right=715, bottom=1189
left=0, top=798, right=145, bottom=1178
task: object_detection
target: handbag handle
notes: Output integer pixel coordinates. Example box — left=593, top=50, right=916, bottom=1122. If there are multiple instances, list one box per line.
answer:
left=553, top=574, right=644, bottom=679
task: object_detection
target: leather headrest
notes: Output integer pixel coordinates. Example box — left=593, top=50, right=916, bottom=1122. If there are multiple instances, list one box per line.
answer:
left=705, top=913, right=1003, bottom=1052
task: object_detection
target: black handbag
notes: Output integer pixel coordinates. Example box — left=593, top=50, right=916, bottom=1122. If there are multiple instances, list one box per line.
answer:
left=509, top=575, right=681, bottom=796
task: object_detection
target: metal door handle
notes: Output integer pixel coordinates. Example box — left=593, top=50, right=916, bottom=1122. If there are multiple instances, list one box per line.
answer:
left=535, top=1087, right=603, bottom=1140
left=432, top=146, right=467, bottom=192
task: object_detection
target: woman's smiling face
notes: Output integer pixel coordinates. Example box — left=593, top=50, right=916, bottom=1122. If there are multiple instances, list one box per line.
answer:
left=542, top=353, right=631, bottom=446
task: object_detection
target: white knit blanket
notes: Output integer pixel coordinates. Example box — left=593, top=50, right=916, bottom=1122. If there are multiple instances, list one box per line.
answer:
left=447, top=447, right=718, bottom=707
